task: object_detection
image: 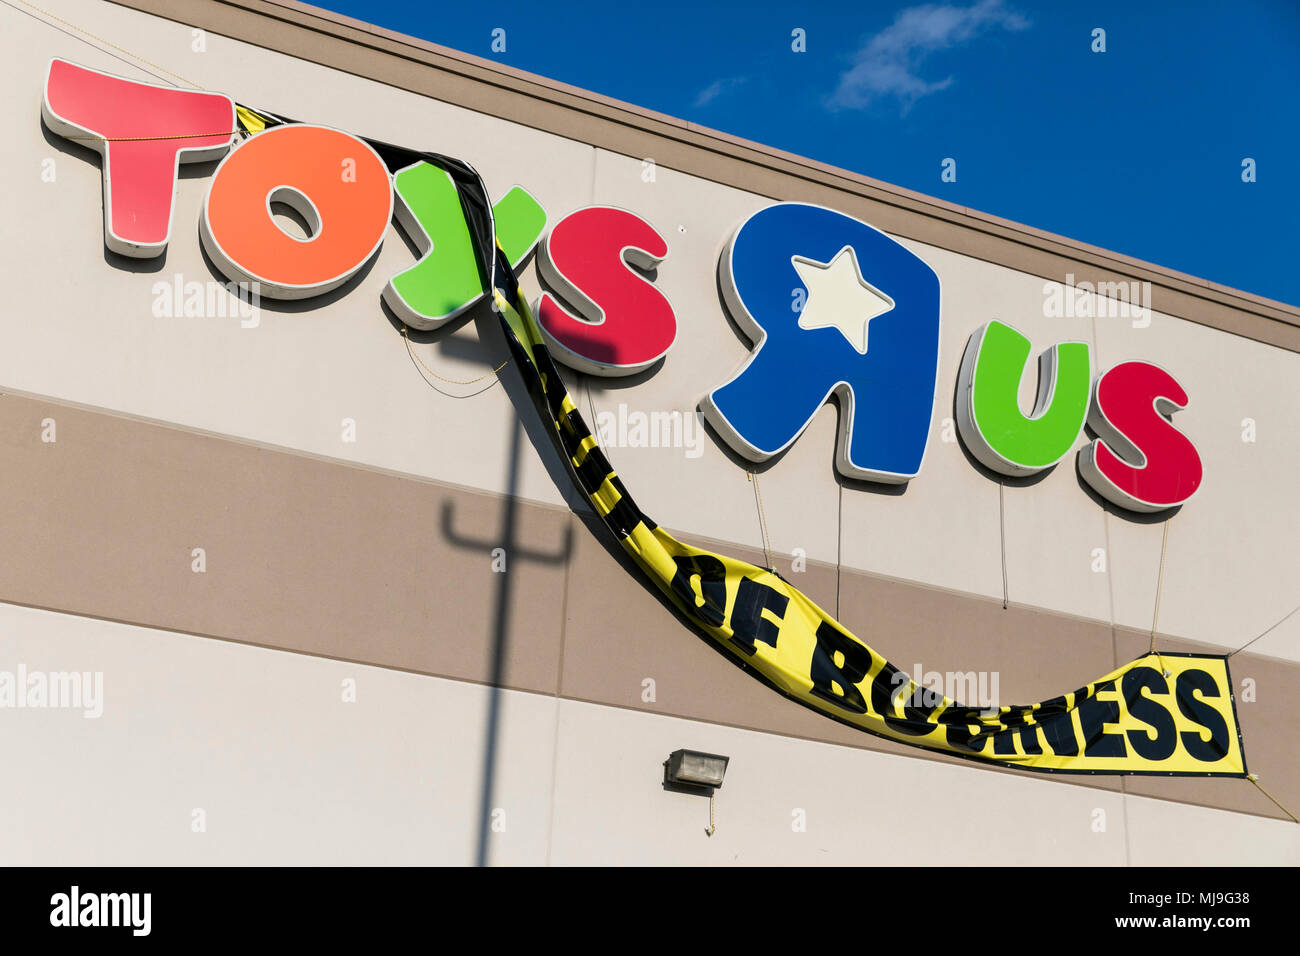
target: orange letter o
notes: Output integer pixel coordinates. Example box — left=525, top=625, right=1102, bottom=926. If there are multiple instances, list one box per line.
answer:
left=200, top=125, right=392, bottom=299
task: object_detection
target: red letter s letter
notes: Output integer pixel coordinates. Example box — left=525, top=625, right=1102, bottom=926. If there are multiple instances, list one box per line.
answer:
left=536, top=206, right=676, bottom=376
left=1079, top=361, right=1203, bottom=513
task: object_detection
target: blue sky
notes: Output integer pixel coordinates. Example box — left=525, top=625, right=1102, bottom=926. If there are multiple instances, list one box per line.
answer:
left=315, top=0, right=1299, bottom=306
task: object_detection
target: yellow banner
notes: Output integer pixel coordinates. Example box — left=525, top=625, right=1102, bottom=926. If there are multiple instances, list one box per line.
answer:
left=493, top=284, right=1247, bottom=777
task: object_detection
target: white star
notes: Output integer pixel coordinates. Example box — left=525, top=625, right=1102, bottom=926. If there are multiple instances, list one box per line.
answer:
left=791, top=246, right=895, bottom=355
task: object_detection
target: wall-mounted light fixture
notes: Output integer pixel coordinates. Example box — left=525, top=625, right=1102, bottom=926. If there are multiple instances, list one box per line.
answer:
left=664, top=750, right=729, bottom=836
left=665, top=750, right=729, bottom=789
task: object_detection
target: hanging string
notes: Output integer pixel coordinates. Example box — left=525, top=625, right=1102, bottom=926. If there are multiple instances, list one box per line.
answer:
left=1149, top=518, right=1172, bottom=654
left=998, top=479, right=1008, bottom=609
left=62, top=130, right=241, bottom=142
left=1248, top=775, right=1300, bottom=824
left=1229, top=602, right=1300, bottom=658
left=401, top=326, right=506, bottom=394
left=835, top=482, right=843, bottom=619
left=748, top=471, right=773, bottom=572
left=10, top=0, right=204, bottom=89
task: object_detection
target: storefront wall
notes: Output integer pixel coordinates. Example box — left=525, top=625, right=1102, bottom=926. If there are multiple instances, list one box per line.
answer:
left=0, top=0, right=1296, bottom=863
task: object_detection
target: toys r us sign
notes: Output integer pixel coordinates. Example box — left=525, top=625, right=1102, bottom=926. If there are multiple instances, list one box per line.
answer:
left=43, top=58, right=1202, bottom=515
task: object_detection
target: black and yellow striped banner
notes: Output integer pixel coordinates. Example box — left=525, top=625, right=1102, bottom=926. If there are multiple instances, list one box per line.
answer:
left=487, top=269, right=1245, bottom=776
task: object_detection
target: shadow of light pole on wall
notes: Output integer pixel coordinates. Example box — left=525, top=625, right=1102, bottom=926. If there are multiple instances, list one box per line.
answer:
left=440, top=412, right=572, bottom=867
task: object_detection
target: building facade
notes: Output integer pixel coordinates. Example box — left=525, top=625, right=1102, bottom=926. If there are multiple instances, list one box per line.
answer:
left=1, top=0, right=1297, bottom=864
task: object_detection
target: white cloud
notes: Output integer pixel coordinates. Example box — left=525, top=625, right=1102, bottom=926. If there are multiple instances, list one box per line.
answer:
left=694, top=76, right=747, bottom=108
left=830, top=0, right=1028, bottom=111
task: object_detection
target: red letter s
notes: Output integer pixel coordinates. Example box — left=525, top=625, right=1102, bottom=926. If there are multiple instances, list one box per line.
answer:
left=536, top=206, right=676, bottom=376
left=1079, top=361, right=1203, bottom=513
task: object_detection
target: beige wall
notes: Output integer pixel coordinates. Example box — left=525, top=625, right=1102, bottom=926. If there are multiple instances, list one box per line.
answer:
left=0, top=0, right=1295, bottom=864
left=2, top=601, right=1296, bottom=866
